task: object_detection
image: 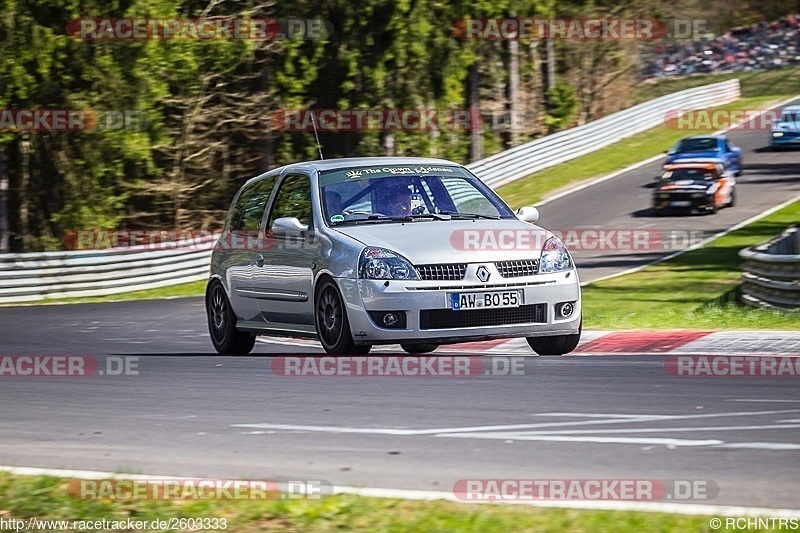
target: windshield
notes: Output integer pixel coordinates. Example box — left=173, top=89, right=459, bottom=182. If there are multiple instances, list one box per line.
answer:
left=779, top=111, right=799, bottom=124
left=319, top=165, right=514, bottom=224
left=662, top=168, right=716, bottom=182
left=674, top=138, right=719, bottom=152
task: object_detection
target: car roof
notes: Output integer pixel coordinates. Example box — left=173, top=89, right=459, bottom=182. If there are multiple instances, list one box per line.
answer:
left=244, top=157, right=464, bottom=186
left=781, top=105, right=800, bottom=112
left=278, top=156, right=460, bottom=173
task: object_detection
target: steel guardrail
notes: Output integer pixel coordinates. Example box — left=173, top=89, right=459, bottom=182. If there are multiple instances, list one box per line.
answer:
left=466, top=79, right=741, bottom=189
left=0, top=235, right=217, bottom=303
left=739, top=226, right=800, bottom=311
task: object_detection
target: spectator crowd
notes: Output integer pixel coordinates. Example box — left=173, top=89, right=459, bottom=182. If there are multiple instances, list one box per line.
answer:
left=642, top=14, right=800, bottom=79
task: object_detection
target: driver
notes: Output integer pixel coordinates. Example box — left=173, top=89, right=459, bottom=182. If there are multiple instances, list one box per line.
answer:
left=377, top=182, right=412, bottom=217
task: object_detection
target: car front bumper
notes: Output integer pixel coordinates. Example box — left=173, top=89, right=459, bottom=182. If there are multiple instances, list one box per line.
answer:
left=653, top=193, right=714, bottom=213
left=770, top=133, right=800, bottom=146
left=337, top=271, right=581, bottom=345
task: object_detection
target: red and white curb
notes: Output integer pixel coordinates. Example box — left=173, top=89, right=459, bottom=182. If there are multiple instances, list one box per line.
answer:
left=447, top=331, right=800, bottom=357
left=258, top=330, right=800, bottom=357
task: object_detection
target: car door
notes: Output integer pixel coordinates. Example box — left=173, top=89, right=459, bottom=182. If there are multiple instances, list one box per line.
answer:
left=251, top=173, right=318, bottom=328
left=225, top=176, right=278, bottom=322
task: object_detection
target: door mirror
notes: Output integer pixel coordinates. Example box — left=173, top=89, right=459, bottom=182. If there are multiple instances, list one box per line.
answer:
left=271, top=217, right=308, bottom=236
left=516, top=206, right=540, bottom=224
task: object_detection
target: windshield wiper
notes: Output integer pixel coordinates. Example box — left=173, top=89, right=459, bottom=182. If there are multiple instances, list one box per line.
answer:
left=408, top=213, right=452, bottom=220
left=439, top=211, right=500, bottom=220
left=335, top=214, right=413, bottom=224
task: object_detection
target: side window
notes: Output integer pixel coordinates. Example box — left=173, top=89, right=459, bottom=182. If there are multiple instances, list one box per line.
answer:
left=228, top=177, right=277, bottom=231
left=241, top=177, right=277, bottom=231
left=724, top=139, right=733, bottom=151
left=228, top=185, right=255, bottom=231
left=266, top=175, right=312, bottom=231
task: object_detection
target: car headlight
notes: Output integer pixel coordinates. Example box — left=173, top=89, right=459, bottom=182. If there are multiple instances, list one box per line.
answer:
left=538, top=236, right=572, bottom=274
left=359, top=247, right=420, bottom=280
left=773, top=131, right=784, bottom=137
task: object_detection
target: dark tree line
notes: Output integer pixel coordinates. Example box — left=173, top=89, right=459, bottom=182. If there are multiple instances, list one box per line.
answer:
left=0, top=0, right=786, bottom=251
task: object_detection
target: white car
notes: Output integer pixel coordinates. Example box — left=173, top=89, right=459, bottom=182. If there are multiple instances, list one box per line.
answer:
left=206, top=157, right=582, bottom=355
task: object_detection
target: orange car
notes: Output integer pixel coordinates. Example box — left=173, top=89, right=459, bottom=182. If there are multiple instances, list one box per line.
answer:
left=652, top=161, right=736, bottom=215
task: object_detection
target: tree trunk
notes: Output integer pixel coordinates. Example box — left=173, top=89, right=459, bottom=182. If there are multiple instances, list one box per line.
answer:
left=506, top=39, right=520, bottom=148
left=20, top=135, right=30, bottom=252
left=259, top=135, right=275, bottom=172
left=545, top=38, right=556, bottom=113
left=384, top=133, right=395, bottom=156
left=0, top=152, right=8, bottom=252
left=469, top=63, right=483, bottom=162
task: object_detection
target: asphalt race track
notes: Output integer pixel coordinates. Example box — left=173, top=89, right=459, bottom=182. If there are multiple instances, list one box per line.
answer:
left=538, top=97, right=800, bottom=283
left=1, top=99, right=799, bottom=511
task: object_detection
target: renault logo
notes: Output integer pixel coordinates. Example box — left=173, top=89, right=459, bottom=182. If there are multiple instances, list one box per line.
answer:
left=476, top=265, right=491, bottom=283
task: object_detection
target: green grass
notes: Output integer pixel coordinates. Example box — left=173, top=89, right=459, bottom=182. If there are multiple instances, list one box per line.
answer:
left=583, top=200, right=800, bottom=330
left=496, top=95, right=788, bottom=209
left=634, top=65, right=800, bottom=101
left=0, top=472, right=765, bottom=532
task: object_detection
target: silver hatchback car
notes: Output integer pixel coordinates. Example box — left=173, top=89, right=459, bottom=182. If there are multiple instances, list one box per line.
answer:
left=206, top=157, right=581, bottom=355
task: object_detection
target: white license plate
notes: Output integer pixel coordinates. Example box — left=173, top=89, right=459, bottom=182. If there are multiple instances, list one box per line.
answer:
left=450, top=290, right=522, bottom=311
left=670, top=200, right=692, bottom=207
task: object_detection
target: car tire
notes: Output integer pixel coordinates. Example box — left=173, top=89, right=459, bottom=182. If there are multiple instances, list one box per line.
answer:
left=401, top=343, right=438, bottom=354
left=206, top=281, right=256, bottom=355
left=526, top=318, right=582, bottom=356
left=315, top=278, right=370, bottom=355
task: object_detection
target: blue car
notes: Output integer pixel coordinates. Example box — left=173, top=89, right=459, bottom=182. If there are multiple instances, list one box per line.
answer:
left=769, top=105, right=800, bottom=149
left=666, top=135, right=743, bottom=176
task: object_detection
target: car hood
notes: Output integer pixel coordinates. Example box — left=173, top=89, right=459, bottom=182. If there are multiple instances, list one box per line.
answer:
left=330, top=219, right=554, bottom=264
left=774, top=122, right=799, bottom=131
left=657, top=179, right=716, bottom=192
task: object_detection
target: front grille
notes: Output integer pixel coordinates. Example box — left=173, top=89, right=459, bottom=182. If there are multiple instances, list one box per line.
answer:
left=420, top=303, right=547, bottom=330
left=665, top=192, right=695, bottom=201
left=495, top=259, right=539, bottom=277
left=415, top=263, right=467, bottom=281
